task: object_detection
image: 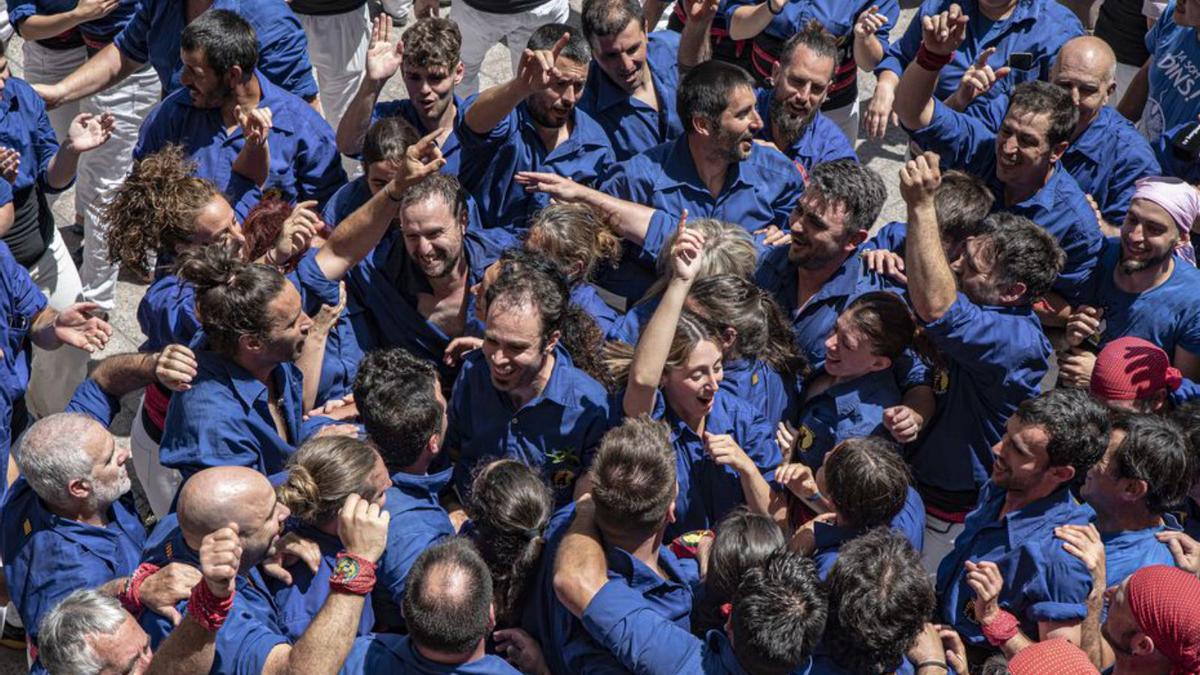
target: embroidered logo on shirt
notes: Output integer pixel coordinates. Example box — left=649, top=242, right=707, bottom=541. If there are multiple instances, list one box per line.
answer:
left=933, top=368, right=950, bottom=395
left=796, top=425, right=815, bottom=451
left=22, top=519, right=30, bottom=537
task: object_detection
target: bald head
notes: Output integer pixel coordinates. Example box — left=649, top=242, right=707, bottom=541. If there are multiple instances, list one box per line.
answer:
left=177, top=466, right=275, bottom=540
left=1051, top=36, right=1117, bottom=133
left=1055, top=36, right=1116, bottom=82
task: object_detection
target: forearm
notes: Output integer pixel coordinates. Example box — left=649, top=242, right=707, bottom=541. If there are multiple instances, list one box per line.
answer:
left=902, top=385, right=935, bottom=426
left=90, top=352, right=159, bottom=399
left=1116, top=62, right=1149, bottom=122
left=905, top=200, right=957, bottom=322
left=283, top=592, right=366, bottom=675
left=626, top=279, right=690, bottom=409
left=232, top=141, right=269, bottom=188
left=55, top=44, right=138, bottom=105
left=643, top=0, right=668, bottom=30
left=728, top=4, right=772, bottom=41
left=1079, top=594, right=1109, bottom=670
left=578, top=186, right=656, bottom=245
left=552, top=507, right=608, bottom=618
left=678, top=9, right=715, bottom=68
left=45, top=143, right=82, bottom=190
left=854, top=36, right=885, bottom=72
left=894, top=60, right=940, bottom=130
left=16, top=10, right=89, bottom=41
left=147, top=617, right=217, bottom=675
left=336, top=80, right=384, bottom=156
left=314, top=183, right=401, bottom=280
left=97, top=576, right=129, bottom=597
left=30, top=308, right=60, bottom=350
left=464, top=79, right=529, bottom=135
left=296, top=330, right=330, bottom=411
left=736, top=463, right=773, bottom=517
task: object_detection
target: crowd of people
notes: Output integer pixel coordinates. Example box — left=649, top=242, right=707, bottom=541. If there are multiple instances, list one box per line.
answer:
left=0, top=0, right=1199, bottom=672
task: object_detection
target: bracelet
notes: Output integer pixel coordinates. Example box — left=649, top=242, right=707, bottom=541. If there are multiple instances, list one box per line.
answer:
left=915, top=660, right=948, bottom=673
left=980, top=608, right=1020, bottom=647
left=767, top=0, right=784, bottom=14
left=384, top=182, right=404, bottom=203
left=330, top=552, right=377, bottom=595
left=187, top=580, right=235, bottom=633
left=118, top=563, right=161, bottom=617
left=915, top=43, right=954, bottom=71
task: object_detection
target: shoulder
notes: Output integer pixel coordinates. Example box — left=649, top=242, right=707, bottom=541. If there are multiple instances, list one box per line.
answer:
left=747, top=143, right=804, bottom=178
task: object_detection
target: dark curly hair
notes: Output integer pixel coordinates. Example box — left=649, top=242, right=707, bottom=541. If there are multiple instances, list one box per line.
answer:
left=732, top=551, right=828, bottom=675
left=691, top=508, right=785, bottom=636
left=353, top=348, right=443, bottom=473
left=1016, top=388, right=1110, bottom=479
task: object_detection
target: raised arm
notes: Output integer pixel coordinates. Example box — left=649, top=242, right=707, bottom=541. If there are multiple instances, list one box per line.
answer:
left=314, top=130, right=445, bottom=281
left=623, top=213, right=703, bottom=417
left=336, top=15, right=405, bottom=156
left=853, top=6, right=889, bottom=71
left=46, top=112, right=115, bottom=190
left=465, top=33, right=570, bottom=135
left=901, top=152, right=958, bottom=323
left=1116, top=60, right=1150, bottom=122
left=727, top=0, right=782, bottom=41
left=552, top=498, right=609, bottom=618
left=677, top=0, right=720, bottom=70
left=893, top=3, right=969, bottom=132
left=514, top=171, right=657, bottom=245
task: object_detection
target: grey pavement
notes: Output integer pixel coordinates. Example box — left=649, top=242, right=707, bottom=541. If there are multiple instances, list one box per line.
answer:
left=0, top=1, right=919, bottom=670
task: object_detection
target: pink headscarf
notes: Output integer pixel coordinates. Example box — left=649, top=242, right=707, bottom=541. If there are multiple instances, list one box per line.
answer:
left=1131, top=177, right=1200, bottom=265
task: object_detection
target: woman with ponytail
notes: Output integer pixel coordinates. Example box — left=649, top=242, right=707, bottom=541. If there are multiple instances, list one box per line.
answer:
left=525, top=203, right=623, bottom=334
left=271, top=436, right=391, bottom=641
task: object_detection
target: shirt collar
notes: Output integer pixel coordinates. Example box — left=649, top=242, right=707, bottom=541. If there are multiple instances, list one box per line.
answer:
left=980, top=483, right=1093, bottom=548
left=250, top=71, right=296, bottom=134
left=813, top=519, right=863, bottom=555
left=604, top=541, right=689, bottom=593
left=589, top=61, right=637, bottom=113
left=705, top=630, right=750, bottom=675
left=20, top=487, right=141, bottom=553
left=1068, top=107, right=1115, bottom=165
left=523, top=346, right=578, bottom=409
left=389, top=465, right=454, bottom=498
left=198, top=348, right=276, bottom=411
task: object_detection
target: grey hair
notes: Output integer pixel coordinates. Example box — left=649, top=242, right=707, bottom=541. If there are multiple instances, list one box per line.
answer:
left=807, top=160, right=887, bottom=235
left=38, top=590, right=128, bottom=675
left=14, top=413, right=99, bottom=511
left=641, top=218, right=757, bottom=303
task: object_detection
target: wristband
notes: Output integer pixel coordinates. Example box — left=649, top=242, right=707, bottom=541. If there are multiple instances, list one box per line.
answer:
left=980, top=608, right=1020, bottom=646
left=330, top=552, right=377, bottom=595
left=187, top=580, right=235, bottom=633
left=384, top=182, right=404, bottom=203
left=767, top=0, right=784, bottom=14
left=118, top=563, right=160, bottom=617
left=916, top=43, right=954, bottom=71
left=915, top=660, right=948, bottom=673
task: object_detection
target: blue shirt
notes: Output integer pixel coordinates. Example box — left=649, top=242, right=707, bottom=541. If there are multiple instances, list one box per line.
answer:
left=754, top=89, right=857, bottom=181
left=139, top=516, right=289, bottom=674
left=1102, top=514, right=1182, bottom=589
left=571, top=282, right=621, bottom=336
left=134, top=72, right=346, bottom=209
left=137, top=273, right=200, bottom=352
left=812, top=486, right=927, bottom=578
left=0, top=77, right=61, bottom=195
left=909, top=99, right=1104, bottom=304
left=598, top=136, right=803, bottom=301
left=578, top=31, right=683, bottom=162
left=114, top=0, right=317, bottom=100
left=374, top=467, right=456, bottom=631
left=909, top=295, right=1050, bottom=504
left=293, top=251, right=363, bottom=402
left=457, top=98, right=614, bottom=231
left=1142, top=2, right=1200, bottom=142
left=965, top=92, right=1160, bottom=225
left=0, top=240, right=46, bottom=493
left=877, top=0, right=1082, bottom=104
left=0, top=479, right=145, bottom=644
left=342, top=227, right=515, bottom=384
left=7, top=0, right=136, bottom=40
left=321, top=175, right=373, bottom=228
left=341, top=634, right=521, bottom=674
left=793, top=369, right=900, bottom=471
left=265, top=523, right=375, bottom=642
left=158, top=344, right=304, bottom=484
left=371, top=95, right=466, bottom=176
left=652, top=391, right=781, bottom=541
left=447, top=348, right=611, bottom=507
left=1080, top=238, right=1200, bottom=359
left=722, top=358, right=799, bottom=429
left=936, top=482, right=1095, bottom=645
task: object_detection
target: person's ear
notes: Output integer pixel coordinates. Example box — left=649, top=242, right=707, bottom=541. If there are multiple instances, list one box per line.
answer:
left=1132, top=633, right=1156, bottom=657
left=692, top=115, right=713, bottom=138
left=849, top=228, right=869, bottom=248
left=769, top=61, right=781, bottom=89
left=427, top=433, right=442, bottom=457
left=544, top=330, right=561, bottom=355
left=226, top=64, right=244, bottom=89
left=721, top=326, right=738, bottom=351
left=1049, top=464, right=1076, bottom=485
left=1123, top=477, right=1150, bottom=503
left=67, top=477, right=91, bottom=501
left=239, top=333, right=263, bottom=355
left=999, top=281, right=1029, bottom=305
left=868, top=354, right=893, bottom=374
left=453, top=61, right=465, bottom=87
left=1049, top=140, right=1070, bottom=164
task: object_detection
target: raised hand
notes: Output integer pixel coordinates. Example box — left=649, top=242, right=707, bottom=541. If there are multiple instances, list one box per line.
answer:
left=199, top=524, right=242, bottom=599
left=156, top=344, right=198, bottom=393
left=261, top=532, right=322, bottom=585
left=269, top=200, right=322, bottom=265
left=517, top=32, right=570, bottom=93
left=963, top=560, right=1003, bottom=624
left=338, top=493, right=390, bottom=563
left=920, top=3, right=969, bottom=56
left=514, top=171, right=585, bottom=202
left=1064, top=305, right=1103, bottom=348
left=682, top=0, right=720, bottom=22
left=444, top=336, right=483, bottom=366
left=854, top=5, right=889, bottom=39
left=67, top=112, right=116, bottom=152
left=704, top=433, right=753, bottom=474
left=140, top=562, right=203, bottom=626
left=862, top=248, right=907, bottom=284
left=775, top=461, right=824, bottom=506
left=54, top=302, right=113, bottom=353
left=235, top=105, right=273, bottom=147
left=393, top=129, right=447, bottom=190
left=414, top=0, right=440, bottom=17
left=951, top=47, right=1010, bottom=108
left=670, top=210, right=705, bottom=283
left=0, top=147, right=20, bottom=184
left=366, top=15, right=405, bottom=84
left=898, top=151, right=942, bottom=207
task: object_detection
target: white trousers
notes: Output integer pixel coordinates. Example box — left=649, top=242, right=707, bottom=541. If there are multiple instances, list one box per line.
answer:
left=921, top=512, right=965, bottom=579
left=26, top=230, right=87, bottom=418
left=20, top=42, right=85, bottom=214
left=824, top=96, right=862, bottom=147
left=297, top=5, right=370, bottom=130
left=130, top=399, right=181, bottom=520
left=450, top=0, right=570, bottom=96
left=77, top=65, right=160, bottom=311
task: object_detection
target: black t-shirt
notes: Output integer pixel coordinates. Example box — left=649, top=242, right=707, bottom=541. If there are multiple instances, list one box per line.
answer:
left=1096, top=0, right=1151, bottom=67
left=288, top=0, right=366, bottom=16
left=459, top=0, right=551, bottom=15
left=3, top=186, right=54, bottom=268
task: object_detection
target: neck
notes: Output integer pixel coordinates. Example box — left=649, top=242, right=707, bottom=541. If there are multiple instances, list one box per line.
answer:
left=397, top=454, right=435, bottom=477
left=508, top=352, right=556, bottom=410
left=1114, top=255, right=1174, bottom=294
left=1113, top=654, right=1173, bottom=675
left=607, top=528, right=668, bottom=578
left=1094, top=503, right=1162, bottom=535
left=999, top=482, right=1060, bottom=519
left=1071, top=111, right=1098, bottom=143
left=534, top=117, right=571, bottom=153
left=51, top=500, right=107, bottom=527
left=233, top=352, right=278, bottom=386
left=428, top=256, right=469, bottom=293
left=415, top=640, right=485, bottom=666
left=686, top=134, right=731, bottom=197
left=796, top=251, right=853, bottom=291
left=422, top=99, right=458, bottom=135
left=979, top=0, right=1019, bottom=20
left=221, top=77, right=263, bottom=125
left=1003, top=165, right=1053, bottom=207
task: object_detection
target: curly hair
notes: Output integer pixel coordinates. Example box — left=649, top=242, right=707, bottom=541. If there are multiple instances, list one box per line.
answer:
left=103, top=145, right=221, bottom=278
left=241, top=193, right=301, bottom=272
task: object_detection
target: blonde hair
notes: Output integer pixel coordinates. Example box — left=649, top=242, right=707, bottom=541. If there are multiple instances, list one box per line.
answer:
left=604, top=312, right=718, bottom=385
left=278, top=437, right=382, bottom=527
left=640, top=218, right=757, bottom=303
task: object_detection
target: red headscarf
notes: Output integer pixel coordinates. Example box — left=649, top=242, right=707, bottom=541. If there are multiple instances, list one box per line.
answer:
left=1127, top=565, right=1200, bottom=674
left=1090, top=337, right=1183, bottom=402
left=1008, top=638, right=1098, bottom=675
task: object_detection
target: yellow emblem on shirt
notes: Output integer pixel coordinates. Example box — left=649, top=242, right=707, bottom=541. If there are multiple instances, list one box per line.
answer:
left=797, top=425, right=815, bottom=451
left=22, top=519, right=30, bottom=537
